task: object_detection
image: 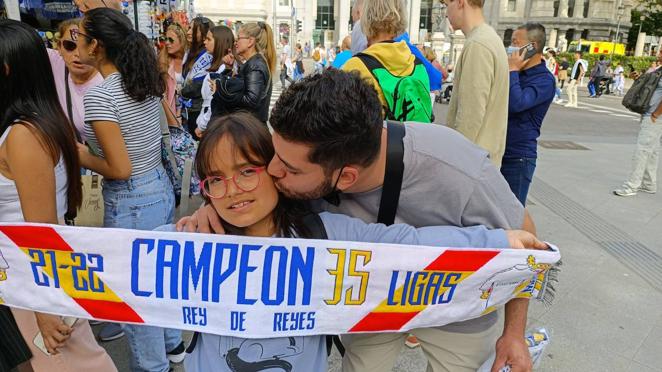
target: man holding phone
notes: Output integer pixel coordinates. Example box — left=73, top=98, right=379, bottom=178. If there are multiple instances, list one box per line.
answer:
left=502, top=23, right=556, bottom=205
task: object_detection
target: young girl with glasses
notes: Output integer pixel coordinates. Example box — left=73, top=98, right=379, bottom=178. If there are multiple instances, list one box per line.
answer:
left=159, top=111, right=538, bottom=371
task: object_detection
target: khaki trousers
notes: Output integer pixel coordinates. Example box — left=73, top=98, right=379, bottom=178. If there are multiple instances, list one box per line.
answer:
left=342, top=314, right=502, bottom=372
left=566, top=79, right=579, bottom=106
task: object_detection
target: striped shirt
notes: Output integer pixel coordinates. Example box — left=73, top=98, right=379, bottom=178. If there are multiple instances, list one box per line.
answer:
left=84, top=73, right=162, bottom=177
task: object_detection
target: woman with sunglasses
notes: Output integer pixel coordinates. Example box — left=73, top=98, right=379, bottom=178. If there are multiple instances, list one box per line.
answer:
left=181, top=17, right=213, bottom=138
left=158, top=111, right=543, bottom=371
left=0, top=19, right=116, bottom=371
left=75, top=8, right=183, bottom=372
left=47, top=18, right=103, bottom=141
left=159, top=23, right=188, bottom=122
left=211, top=22, right=276, bottom=124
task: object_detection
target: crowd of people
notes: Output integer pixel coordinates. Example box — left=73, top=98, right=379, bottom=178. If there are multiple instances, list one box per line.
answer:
left=0, top=0, right=658, bottom=370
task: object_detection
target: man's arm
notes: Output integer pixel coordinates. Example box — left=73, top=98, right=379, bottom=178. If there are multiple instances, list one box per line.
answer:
left=451, top=43, right=495, bottom=141
left=508, top=72, right=556, bottom=114
left=650, top=99, right=662, bottom=122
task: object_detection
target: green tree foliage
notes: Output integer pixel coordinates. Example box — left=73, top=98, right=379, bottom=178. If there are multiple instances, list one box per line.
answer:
left=627, top=0, right=662, bottom=52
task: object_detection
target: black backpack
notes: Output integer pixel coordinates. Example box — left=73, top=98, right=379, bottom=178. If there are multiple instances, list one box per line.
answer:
left=622, top=68, right=662, bottom=114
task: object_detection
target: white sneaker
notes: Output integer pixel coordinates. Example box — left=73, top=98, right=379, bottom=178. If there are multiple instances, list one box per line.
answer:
left=554, top=99, right=564, bottom=104
left=639, top=186, right=657, bottom=194
left=613, top=187, right=637, bottom=197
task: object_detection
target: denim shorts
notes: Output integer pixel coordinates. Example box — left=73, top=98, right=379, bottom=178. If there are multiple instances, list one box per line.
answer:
left=102, top=166, right=175, bottom=230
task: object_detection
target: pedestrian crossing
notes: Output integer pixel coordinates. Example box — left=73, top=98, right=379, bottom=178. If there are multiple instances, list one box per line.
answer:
left=270, top=84, right=285, bottom=112
left=558, top=97, right=642, bottom=122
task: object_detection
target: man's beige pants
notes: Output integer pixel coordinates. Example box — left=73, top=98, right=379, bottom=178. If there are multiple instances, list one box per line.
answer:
left=566, top=79, right=579, bottom=106
left=341, top=316, right=501, bottom=372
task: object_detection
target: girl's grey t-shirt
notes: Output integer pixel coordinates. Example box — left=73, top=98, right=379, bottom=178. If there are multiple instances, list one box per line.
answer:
left=318, top=122, right=525, bottom=333
left=157, top=212, right=509, bottom=371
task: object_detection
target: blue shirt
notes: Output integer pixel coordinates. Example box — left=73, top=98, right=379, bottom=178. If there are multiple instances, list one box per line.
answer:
left=331, top=50, right=353, bottom=69
left=505, top=62, right=556, bottom=159
left=394, top=33, right=442, bottom=91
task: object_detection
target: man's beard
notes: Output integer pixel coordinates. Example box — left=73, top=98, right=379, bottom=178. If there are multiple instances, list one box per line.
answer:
left=275, top=175, right=335, bottom=201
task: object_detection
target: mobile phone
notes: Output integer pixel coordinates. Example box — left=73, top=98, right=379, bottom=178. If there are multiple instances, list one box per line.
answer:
left=520, top=43, right=537, bottom=60
left=33, top=316, right=77, bottom=355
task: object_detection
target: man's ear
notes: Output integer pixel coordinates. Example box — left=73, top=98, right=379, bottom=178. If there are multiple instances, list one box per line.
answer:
left=335, top=166, right=360, bottom=192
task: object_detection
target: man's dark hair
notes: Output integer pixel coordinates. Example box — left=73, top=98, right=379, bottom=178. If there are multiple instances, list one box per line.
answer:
left=269, top=69, right=383, bottom=171
left=517, top=22, right=546, bottom=54
left=575, top=51, right=583, bottom=57
left=599, top=55, right=605, bottom=61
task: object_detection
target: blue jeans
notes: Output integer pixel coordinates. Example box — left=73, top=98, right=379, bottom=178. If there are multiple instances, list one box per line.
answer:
left=500, top=157, right=537, bottom=206
left=588, top=81, right=596, bottom=96
left=102, top=166, right=179, bottom=372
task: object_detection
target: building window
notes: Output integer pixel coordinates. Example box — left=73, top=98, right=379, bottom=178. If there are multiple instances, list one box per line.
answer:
left=567, top=0, right=575, bottom=17
left=316, top=0, right=335, bottom=30
left=419, top=0, right=432, bottom=31
left=581, top=29, right=589, bottom=39
left=504, top=29, right=513, bottom=47
left=553, top=0, right=559, bottom=16
left=507, top=0, right=517, bottom=12
left=565, top=28, right=575, bottom=42
left=583, top=0, right=589, bottom=17
left=279, top=0, right=289, bottom=6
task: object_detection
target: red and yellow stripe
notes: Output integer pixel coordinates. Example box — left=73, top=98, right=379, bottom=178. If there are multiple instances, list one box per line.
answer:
left=349, top=250, right=499, bottom=332
left=0, top=225, right=143, bottom=323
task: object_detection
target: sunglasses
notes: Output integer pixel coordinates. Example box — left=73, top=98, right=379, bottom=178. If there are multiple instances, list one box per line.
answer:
left=165, top=37, right=175, bottom=43
left=70, top=28, right=93, bottom=42
left=61, top=39, right=77, bottom=51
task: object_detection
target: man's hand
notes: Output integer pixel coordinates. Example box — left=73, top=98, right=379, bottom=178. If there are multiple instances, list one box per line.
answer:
left=35, top=313, right=72, bottom=355
left=209, top=78, right=217, bottom=95
left=176, top=204, right=224, bottom=233
left=508, top=50, right=527, bottom=72
left=491, top=332, right=532, bottom=372
left=505, top=230, right=548, bottom=250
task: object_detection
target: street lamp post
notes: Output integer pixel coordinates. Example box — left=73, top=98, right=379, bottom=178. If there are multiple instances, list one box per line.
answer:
left=610, top=2, right=625, bottom=59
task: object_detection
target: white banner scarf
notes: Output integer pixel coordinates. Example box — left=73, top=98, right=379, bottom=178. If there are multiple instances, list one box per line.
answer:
left=0, top=223, right=561, bottom=338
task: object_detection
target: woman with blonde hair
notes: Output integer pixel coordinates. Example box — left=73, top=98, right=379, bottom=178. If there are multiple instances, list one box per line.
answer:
left=159, top=23, right=188, bottom=120
left=211, top=21, right=275, bottom=124
left=341, top=0, right=434, bottom=122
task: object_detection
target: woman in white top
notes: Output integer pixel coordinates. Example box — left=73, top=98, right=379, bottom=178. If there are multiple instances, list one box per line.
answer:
left=196, top=25, right=236, bottom=137
left=0, top=19, right=116, bottom=372
left=75, top=8, right=181, bottom=372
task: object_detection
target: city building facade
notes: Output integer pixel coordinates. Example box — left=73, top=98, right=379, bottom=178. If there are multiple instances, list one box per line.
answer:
left=194, top=0, right=634, bottom=53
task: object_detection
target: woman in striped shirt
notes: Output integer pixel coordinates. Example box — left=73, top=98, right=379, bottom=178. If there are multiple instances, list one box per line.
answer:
left=75, top=8, right=182, bottom=372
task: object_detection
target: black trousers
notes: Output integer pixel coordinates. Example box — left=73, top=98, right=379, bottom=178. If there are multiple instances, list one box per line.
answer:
left=185, top=110, right=201, bottom=140
left=0, top=306, right=32, bottom=371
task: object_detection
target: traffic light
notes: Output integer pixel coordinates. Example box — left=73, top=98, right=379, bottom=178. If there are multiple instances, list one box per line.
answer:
left=296, top=19, right=302, bottom=34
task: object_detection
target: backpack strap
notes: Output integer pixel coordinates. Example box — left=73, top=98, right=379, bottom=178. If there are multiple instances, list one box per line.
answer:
left=297, top=213, right=346, bottom=357
left=159, top=101, right=182, bottom=187
left=300, top=212, right=328, bottom=239
left=377, top=121, right=406, bottom=226
left=355, top=53, right=397, bottom=120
